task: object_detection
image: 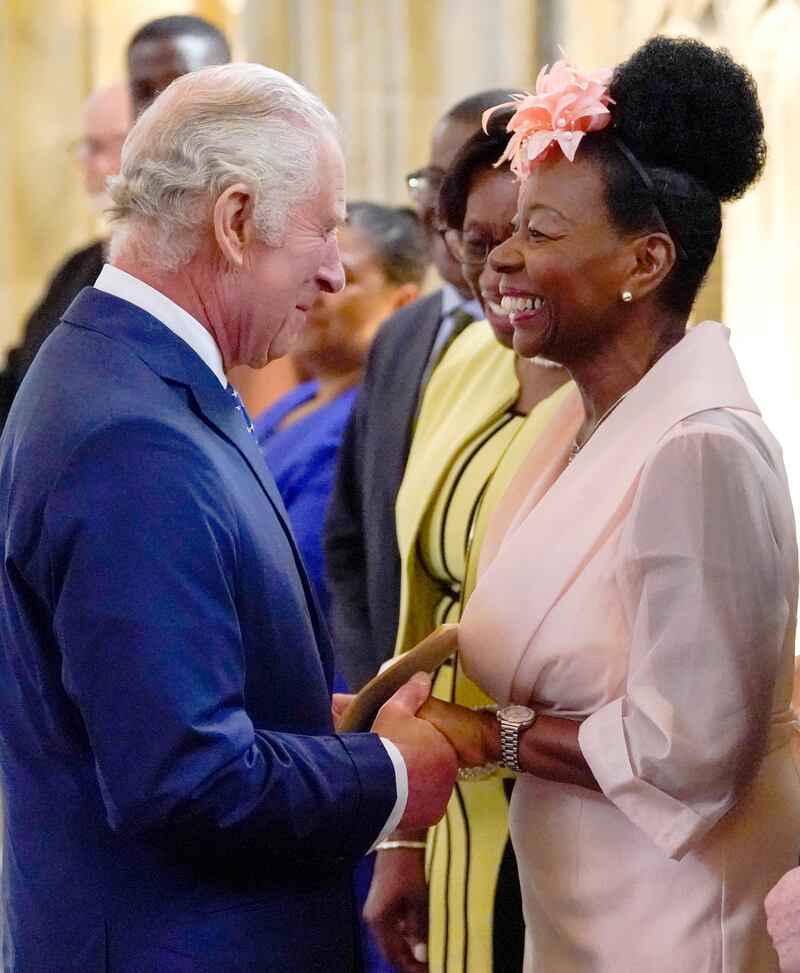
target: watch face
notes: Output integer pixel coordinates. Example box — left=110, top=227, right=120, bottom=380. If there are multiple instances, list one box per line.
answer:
left=500, top=705, right=535, bottom=726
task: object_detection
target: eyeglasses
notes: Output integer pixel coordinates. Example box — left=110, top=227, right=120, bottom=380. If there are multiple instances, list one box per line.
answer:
left=405, top=166, right=447, bottom=207
left=443, top=229, right=505, bottom=267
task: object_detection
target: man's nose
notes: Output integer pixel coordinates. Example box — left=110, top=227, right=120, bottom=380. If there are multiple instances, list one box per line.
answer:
left=318, top=234, right=345, bottom=294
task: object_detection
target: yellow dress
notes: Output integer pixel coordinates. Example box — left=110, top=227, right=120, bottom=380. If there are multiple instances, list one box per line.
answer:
left=394, top=322, right=572, bottom=973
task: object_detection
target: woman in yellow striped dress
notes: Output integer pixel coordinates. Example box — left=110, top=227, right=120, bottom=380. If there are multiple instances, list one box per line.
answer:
left=366, top=122, right=572, bottom=973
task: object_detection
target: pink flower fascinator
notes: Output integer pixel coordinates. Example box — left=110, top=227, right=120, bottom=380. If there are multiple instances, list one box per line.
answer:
left=483, top=59, right=615, bottom=180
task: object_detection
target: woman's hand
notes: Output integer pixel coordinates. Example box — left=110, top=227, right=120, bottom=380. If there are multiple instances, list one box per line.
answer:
left=417, top=697, right=498, bottom=767
left=364, top=843, right=429, bottom=973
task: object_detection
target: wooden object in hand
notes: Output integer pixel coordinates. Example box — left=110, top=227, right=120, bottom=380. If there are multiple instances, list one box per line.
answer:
left=336, top=624, right=459, bottom=733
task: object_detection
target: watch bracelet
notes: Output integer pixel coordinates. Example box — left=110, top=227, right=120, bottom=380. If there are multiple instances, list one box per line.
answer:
left=500, top=723, right=523, bottom=773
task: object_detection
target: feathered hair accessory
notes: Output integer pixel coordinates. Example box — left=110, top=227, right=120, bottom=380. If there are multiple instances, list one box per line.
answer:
left=483, top=59, right=614, bottom=181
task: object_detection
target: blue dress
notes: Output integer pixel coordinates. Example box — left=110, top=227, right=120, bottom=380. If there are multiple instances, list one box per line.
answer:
left=255, top=380, right=358, bottom=627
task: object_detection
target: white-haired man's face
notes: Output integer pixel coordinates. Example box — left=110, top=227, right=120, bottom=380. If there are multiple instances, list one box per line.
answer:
left=211, top=134, right=347, bottom=370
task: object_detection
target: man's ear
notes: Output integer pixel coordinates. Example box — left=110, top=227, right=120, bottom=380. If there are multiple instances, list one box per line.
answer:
left=387, top=282, right=421, bottom=313
left=623, top=231, right=677, bottom=302
left=213, top=183, right=255, bottom=268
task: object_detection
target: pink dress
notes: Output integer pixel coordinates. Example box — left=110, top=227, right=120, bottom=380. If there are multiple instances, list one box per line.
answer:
left=458, top=323, right=800, bottom=972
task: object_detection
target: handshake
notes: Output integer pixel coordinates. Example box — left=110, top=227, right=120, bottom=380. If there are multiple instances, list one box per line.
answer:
left=333, top=627, right=502, bottom=831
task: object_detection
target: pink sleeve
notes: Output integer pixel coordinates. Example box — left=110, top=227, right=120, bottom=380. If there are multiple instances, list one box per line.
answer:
left=580, top=423, right=793, bottom=859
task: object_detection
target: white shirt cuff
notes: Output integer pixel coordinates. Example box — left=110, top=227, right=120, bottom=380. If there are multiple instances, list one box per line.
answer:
left=369, top=738, right=408, bottom=850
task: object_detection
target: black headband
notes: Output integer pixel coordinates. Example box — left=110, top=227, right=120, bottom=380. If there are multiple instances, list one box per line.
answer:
left=612, top=138, right=657, bottom=192
left=612, top=137, right=686, bottom=261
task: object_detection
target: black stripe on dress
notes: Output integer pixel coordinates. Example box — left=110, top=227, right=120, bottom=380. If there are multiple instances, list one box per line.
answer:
left=438, top=414, right=517, bottom=586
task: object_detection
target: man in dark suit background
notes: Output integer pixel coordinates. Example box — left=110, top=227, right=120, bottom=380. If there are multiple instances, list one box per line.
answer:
left=0, top=63, right=457, bottom=973
left=0, top=15, right=231, bottom=430
left=324, top=90, right=516, bottom=693
left=125, top=14, right=232, bottom=118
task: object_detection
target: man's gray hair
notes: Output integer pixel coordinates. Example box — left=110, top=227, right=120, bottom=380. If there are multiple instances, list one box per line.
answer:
left=108, top=63, right=341, bottom=271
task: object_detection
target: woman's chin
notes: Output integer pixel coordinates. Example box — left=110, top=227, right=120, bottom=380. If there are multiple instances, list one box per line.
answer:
left=511, top=309, right=554, bottom=360
left=487, top=314, right=515, bottom=349
left=512, top=330, right=548, bottom=360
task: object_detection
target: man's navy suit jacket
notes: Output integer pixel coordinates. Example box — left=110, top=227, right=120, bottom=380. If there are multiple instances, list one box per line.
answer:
left=0, top=288, right=397, bottom=973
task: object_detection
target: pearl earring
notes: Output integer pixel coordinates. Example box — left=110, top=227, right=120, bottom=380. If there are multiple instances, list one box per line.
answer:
left=621, top=290, right=633, bottom=303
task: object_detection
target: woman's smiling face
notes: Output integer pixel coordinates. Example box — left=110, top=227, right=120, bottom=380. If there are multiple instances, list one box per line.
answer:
left=458, top=166, right=520, bottom=349
left=488, top=153, right=634, bottom=364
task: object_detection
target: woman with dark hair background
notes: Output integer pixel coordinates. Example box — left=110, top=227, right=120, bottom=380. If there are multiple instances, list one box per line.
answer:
left=365, top=121, right=569, bottom=973
left=419, top=36, right=800, bottom=971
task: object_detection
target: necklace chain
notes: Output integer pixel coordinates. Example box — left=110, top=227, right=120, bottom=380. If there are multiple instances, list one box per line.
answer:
left=568, top=390, right=630, bottom=464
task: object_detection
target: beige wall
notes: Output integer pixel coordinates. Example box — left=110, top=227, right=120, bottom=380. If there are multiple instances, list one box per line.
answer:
left=1, top=0, right=92, bottom=350
left=240, top=0, right=540, bottom=205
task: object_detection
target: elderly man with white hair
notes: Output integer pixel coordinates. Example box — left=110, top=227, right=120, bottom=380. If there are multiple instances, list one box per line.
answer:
left=0, top=64, right=457, bottom=973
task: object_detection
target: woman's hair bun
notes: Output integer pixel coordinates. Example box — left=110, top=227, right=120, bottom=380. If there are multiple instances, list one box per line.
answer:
left=609, top=35, right=766, bottom=202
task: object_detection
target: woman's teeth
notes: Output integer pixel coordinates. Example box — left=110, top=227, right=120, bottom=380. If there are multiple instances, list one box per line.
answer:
left=500, top=295, right=544, bottom=313
left=488, top=300, right=509, bottom=317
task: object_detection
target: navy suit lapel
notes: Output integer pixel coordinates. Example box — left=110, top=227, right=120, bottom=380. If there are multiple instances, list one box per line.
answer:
left=187, top=373, right=292, bottom=525
left=391, top=290, right=444, bottom=461
left=61, top=288, right=333, bottom=676
left=406, top=290, right=445, bottom=417
left=186, top=373, right=335, bottom=682
left=64, top=287, right=294, bottom=533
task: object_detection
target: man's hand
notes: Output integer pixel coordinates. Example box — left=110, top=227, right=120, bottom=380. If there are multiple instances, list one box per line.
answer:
left=417, top=696, right=498, bottom=767
left=331, top=692, right=354, bottom=724
left=766, top=866, right=800, bottom=973
left=364, top=844, right=429, bottom=973
left=372, top=672, right=457, bottom=831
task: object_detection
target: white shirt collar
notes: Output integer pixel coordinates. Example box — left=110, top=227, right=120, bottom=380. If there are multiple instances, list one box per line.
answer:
left=94, top=264, right=227, bottom=387
left=440, top=280, right=483, bottom=322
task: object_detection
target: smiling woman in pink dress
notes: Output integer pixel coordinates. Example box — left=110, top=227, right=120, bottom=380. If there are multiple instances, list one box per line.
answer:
left=419, top=35, right=800, bottom=973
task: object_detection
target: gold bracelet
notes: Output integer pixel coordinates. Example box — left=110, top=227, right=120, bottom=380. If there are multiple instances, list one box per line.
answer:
left=375, top=839, right=427, bottom=851
left=457, top=761, right=503, bottom=782
left=456, top=704, right=502, bottom=779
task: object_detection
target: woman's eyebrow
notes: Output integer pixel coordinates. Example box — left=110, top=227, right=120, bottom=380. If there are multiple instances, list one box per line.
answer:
left=525, top=203, right=570, bottom=222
